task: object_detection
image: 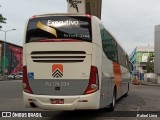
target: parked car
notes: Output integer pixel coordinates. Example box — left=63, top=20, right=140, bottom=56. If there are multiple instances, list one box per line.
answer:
left=8, top=73, right=17, bottom=79
left=15, top=72, right=23, bottom=79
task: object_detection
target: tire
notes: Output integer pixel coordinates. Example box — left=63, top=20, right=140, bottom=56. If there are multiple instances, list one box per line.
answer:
left=108, top=89, right=116, bottom=111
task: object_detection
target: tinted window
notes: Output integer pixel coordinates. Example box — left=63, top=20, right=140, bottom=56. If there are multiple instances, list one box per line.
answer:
left=100, top=25, right=118, bottom=63
left=100, top=24, right=131, bottom=69
left=26, top=16, right=92, bottom=42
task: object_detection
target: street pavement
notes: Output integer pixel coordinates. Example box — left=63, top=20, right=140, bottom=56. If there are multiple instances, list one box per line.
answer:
left=0, top=80, right=160, bottom=120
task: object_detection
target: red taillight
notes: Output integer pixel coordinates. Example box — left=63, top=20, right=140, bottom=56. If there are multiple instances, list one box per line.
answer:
left=23, top=66, right=33, bottom=94
left=86, top=14, right=91, bottom=18
left=84, top=66, right=99, bottom=95
left=30, top=16, right=36, bottom=19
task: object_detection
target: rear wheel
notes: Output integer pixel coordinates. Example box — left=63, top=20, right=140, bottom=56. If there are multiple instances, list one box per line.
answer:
left=108, top=88, right=116, bottom=111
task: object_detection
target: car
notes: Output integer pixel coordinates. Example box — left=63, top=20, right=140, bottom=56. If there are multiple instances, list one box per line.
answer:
left=8, top=73, right=16, bottom=79
left=15, top=72, right=23, bottom=79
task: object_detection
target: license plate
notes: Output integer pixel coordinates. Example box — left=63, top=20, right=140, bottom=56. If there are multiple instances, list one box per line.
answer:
left=50, top=99, right=64, bottom=104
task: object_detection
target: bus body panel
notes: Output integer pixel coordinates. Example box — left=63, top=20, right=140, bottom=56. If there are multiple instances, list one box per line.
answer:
left=25, top=42, right=92, bottom=96
left=120, top=65, right=130, bottom=96
left=91, top=16, right=103, bottom=47
left=23, top=91, right=100, bottom=110
left=100, top=52, right=114, bottom=108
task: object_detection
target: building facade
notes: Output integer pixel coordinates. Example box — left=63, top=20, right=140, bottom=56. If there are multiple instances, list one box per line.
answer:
left=0, top=40, right=23, bottom=75
left=154, top=24, right=160, bottom=74
left=130, top=46, right=154, bottom=79
left=67, top=0, right=102, bottom=19
left=85, top=0, right=102, bottom=19
left=154, top=24, right=160, bottom=84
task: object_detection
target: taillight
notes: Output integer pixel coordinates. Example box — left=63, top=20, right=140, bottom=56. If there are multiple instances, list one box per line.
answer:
left=84, top=66, right=99, bottom=95
left=30, top=15, right=36, bottom=19
left=23, top=66, right=33, bottom=94
left=86, top=14, right=91, bottom=18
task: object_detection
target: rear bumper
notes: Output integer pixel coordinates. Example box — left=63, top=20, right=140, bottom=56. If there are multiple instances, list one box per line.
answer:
left=23, top=91, right=100, bottom=110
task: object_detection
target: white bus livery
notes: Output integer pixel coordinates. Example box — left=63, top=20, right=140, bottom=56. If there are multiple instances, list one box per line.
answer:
left=23, top=14, right=132, bottom=111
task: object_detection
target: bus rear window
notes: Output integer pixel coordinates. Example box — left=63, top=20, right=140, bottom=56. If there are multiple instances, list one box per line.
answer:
left=26, top=16, right=92, bottom=43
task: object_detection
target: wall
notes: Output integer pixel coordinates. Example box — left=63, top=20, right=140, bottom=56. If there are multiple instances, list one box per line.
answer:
left=0, top=43, right=22, bottom=75
left=144, top=73, right=157, bottom=84
left=154, top=25, right=160, bottom=74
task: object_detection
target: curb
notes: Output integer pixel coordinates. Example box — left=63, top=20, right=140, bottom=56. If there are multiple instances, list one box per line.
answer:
left=140, top=82, right=160, bottom=87
left=131, top=80, right=160, bottom=87
left=0, top=79, right=22, bottom=81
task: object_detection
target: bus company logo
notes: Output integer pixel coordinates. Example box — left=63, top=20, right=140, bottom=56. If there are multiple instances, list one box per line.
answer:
left=37, top=21, right=57, bottom=38
left=52, top=64, right=63, bottom=78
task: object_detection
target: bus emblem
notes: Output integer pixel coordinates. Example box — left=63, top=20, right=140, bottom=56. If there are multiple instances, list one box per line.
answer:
left=52, top=64, right=63, bottom=78
left=37, top=21, right=57, bottom=38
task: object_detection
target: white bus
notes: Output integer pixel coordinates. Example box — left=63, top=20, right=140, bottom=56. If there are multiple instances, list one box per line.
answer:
left=23, top=14, right=132, bottom=111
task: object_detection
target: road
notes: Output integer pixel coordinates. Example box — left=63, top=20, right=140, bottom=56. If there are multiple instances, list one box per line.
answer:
left=0, top=80, right=160, bottom=120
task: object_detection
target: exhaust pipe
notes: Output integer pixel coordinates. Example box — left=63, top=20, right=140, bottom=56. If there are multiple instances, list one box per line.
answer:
left=30, top=102, right=38, bottom=108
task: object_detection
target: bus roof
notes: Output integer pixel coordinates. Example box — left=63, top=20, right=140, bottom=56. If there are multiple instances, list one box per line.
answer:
left=30, top=13, right=92, bottom=18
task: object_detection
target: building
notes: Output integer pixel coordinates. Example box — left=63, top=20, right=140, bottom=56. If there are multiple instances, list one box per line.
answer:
left=67, top=0, right=102, bottom=19
left=154, top=24, right=160, bottom=84
left=0, top=40, right=23, bottom=75
left=130, top=46, right=154, bottom=79
left=85, top=0, right=102, bottom=19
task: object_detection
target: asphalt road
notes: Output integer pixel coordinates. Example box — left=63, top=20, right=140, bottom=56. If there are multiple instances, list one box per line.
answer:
left=0, top=80, right=160, bottom=120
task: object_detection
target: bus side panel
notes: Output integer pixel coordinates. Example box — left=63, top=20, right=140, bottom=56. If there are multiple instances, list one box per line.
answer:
left=121, top=66, right=130, bottom=95
left=91, top=18, right=115, bottom=108
left=91, top=43, right=102, bottom=109
left=113, top=64, right=130, bottom=100
left=100, top=52, right=114, bottom=108
left=89, top=16, right=103, bottom=108
left=113, top=62, right=122, bottom=99
left=91, top=16, right=103, bottom=47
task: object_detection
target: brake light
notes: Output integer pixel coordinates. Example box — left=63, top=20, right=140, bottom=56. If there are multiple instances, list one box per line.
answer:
left=23, top=66, right=33, bottom=94
left=30, top=16, right=36, bottom=19
left=84, top=66, right=99, bottom=94
left=86, top=14, right=91, bottom=18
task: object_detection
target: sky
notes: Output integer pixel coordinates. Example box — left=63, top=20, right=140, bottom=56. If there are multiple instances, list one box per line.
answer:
left=0, top=0, right=160, bottom=55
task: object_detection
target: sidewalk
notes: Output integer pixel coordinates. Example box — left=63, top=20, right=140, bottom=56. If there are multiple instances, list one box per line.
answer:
left=0, top=76, right=21, bottom=81
left=140, top=80, right=160, bottom=87
left=131, top=79, right=160, bottom=87
left=0, top=76, right=5, bottom=81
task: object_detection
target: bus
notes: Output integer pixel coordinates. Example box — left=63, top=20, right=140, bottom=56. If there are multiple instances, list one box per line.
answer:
left=23, top=14, right=132, bottom=111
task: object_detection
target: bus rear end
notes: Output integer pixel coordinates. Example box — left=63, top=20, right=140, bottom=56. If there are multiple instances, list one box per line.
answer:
left=23, top=14, right=100, bottom=110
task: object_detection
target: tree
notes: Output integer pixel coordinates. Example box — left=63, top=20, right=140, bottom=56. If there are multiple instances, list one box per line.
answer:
left=0, top=6, right=6, bottom=29
left=146, top=53, right=154, bottom=73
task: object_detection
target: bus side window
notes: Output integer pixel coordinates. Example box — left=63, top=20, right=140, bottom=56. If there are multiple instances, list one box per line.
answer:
left=100, top=24, right=118, bottom=63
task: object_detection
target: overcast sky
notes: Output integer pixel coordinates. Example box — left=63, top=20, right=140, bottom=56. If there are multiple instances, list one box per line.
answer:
left=0, top=0, right=160, bottom=54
